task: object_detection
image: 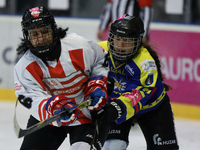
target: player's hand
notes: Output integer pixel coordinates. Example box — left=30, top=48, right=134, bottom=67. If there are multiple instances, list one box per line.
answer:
left=84, top=76, right=108, bottom=111
left=45, top=95, right=80, bottom=125
left=97, top=29, right=104, bottom=41
left=87, top=87, right=107, bottom=110
left=101, top=99, right=125, bottom=125
left=142, top=36, right=149, bottom=45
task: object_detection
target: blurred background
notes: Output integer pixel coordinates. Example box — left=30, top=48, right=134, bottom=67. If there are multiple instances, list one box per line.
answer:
left=0, top=0, right=200, bottom=24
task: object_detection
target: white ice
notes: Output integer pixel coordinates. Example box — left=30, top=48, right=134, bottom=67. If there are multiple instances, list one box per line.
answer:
left=0, top=101, right=200, bottom=150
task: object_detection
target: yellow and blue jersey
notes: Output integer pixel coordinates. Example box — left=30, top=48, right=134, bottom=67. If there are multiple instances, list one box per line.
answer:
left=99, top=41, right=166, bottom=124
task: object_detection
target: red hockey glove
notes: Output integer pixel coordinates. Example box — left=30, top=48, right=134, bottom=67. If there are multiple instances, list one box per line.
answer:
left=84, top=75, right=108, bottom=111
left=45, top=95, right=80, bottom=125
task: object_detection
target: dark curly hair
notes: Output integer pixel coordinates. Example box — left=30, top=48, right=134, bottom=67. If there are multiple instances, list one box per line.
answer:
left=16, top=27, right=69, bottom=55
left=142, top=43, right=172, bottom=91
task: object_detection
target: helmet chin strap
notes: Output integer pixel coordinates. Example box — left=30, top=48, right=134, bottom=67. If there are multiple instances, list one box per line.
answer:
left=46, top=40, right=61, bottom=61
left=28, top=39, right=59, bottom=62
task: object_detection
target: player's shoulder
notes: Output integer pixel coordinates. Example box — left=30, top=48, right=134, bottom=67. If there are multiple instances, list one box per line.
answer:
left=16, top=50, right=37, bottom=64
left=15, top=50, right=39, bottom=71
left=98, top=41, right=108, bottom=51
left=66, top=33, right=87, bottom=41
left=62, top=33, right=93, bottom=47
left=61, top=33, right=102, bottom=56
left=132, top=46, right=156, bottom=72
left=134, top=46, right=154, bottom=62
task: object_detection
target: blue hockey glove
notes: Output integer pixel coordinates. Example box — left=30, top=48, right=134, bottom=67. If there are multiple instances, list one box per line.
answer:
left=84, top=75, right=108, bottom=111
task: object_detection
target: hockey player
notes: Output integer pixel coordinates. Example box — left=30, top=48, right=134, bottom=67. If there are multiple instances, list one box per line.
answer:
left=99, top=14, right=179, bottom=150
left=97, top=0, right=153, bottom=44
left=14, top=5, right=110, bottom=150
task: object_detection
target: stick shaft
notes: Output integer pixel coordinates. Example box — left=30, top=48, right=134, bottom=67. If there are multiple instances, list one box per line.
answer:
left=14, top=98, right=93, bottom=138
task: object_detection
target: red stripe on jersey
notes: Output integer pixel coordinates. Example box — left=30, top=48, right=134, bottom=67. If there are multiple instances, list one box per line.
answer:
left=61, top=110, right=92, bottom=126
left=52, top=81, right=86, bottom=96
left=149, top=87, right=157, bottom=99
left=69, top=49, right=85, bottom=71
left=38, top=98, right=48, bottom=121
left=138, top=0, right=152, bottom=7
left=26, top=61, right=45, bottom=90
left=48, top=60, right=66, bottom=78
left=101, top=47, right=106, bottom=53
left=77, top=111, right=92, bottom=124
left=135, top=104, right=140, bottom=113
left=60, top=73, right=87, bottom=85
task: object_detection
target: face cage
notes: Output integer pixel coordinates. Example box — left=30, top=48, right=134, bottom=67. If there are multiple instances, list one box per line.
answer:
left=27, top=25, right=54, bottom=54
left=108, top=32, right=142, bottom=62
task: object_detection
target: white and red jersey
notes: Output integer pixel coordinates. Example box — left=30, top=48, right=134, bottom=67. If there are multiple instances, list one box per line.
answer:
left=14, top=33, right=108, bottom=126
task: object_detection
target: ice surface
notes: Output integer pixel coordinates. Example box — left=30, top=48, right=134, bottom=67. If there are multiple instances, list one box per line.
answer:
left=0, top=101, right=199, bottom=150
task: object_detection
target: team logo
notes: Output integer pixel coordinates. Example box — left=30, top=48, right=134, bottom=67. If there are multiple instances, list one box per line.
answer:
left=15, top=82, right=22, bottom=91
left=114, top=79, right=126, bottom=91
left=125, top=64, right=134, bottom=76
left=109, top=130, right=121, bottom=134
left=140, top=59, right=156, bottom=72
left=145, top=73, right=154, bottom=85
left=153, top=134, right=162, bottom=145
left=18, top=95, right=33, bottom=109
left=153, top=134, right=177, bottom=146
left=29, top=7, right=40, bottom=17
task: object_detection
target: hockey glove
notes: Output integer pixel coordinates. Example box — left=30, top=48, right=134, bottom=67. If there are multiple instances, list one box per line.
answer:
left=45, top=95, right=80, bottom=125
left=101, top=99, right=125, bottom=125
left=84, top=75, right=108, bottom=111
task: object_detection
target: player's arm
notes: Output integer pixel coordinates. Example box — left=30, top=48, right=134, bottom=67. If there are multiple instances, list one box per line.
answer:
left=138, top=0, right=153, bottom=43
left=80, top=39, right=109, bottom=112
left=97, top=1, right=112, bottom=40
left=98, top=1, right=112, bottom=31
left=14, top=65, right=79, bottom=126
left=102, top=56, right=160, bottom=125
left=85, top=39, right=108, bottom=77
left=102, top=81, right=156, bottom=125
left=15, top=75, right=80, bottom=126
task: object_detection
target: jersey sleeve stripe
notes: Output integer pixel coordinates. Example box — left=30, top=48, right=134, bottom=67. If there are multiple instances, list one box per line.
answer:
left=38, top=98, right=49, bottom=121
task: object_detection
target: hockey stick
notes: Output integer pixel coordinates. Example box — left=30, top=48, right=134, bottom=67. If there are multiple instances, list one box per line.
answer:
left=90, top=77, right=115, bottom=149
left=90, top=109, right=104, bottom=150
left=13, top=98, right=93, bottom=138
left=90, top=119, right=101, bottom=150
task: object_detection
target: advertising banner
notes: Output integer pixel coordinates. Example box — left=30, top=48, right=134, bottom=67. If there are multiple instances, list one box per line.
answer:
left=150, top=24, right=200, bottom=106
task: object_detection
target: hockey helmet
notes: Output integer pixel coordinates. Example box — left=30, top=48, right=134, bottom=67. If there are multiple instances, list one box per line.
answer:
left=108, top=14, right=144, bottom=62
left=21, top=5, right=58, bottom=58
